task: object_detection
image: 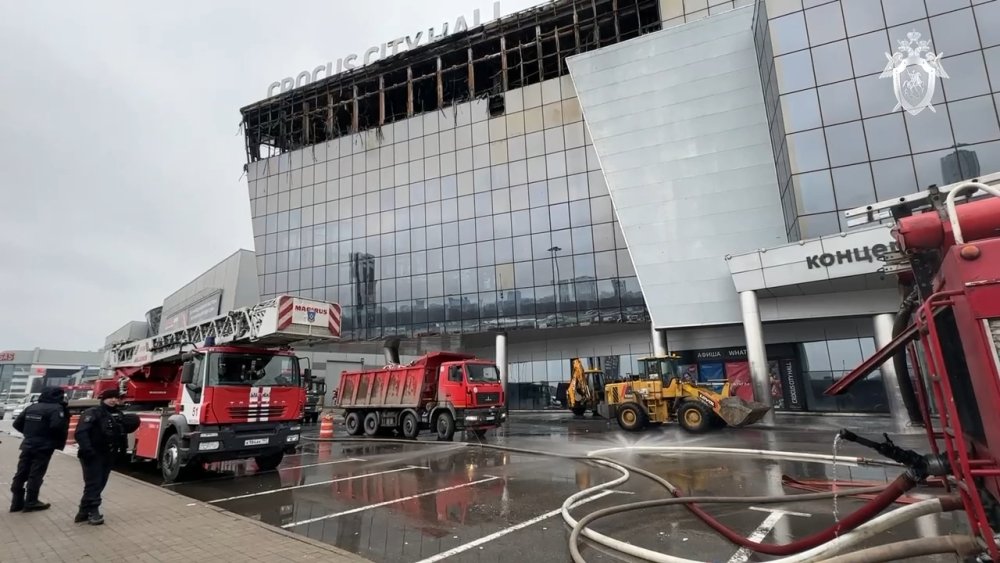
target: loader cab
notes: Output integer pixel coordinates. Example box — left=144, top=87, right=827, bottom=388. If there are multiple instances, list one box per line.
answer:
left=637, top=356, right=682, bottom=384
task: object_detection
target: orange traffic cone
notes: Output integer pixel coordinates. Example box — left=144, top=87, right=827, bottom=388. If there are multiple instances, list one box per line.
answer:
left=319, top=413, right=334, bottom=439
left=67, top=414, right=80, bottom=445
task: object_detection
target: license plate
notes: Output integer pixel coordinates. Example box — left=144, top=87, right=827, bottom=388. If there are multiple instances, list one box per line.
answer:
left=244, top=438, right=269, bottom=446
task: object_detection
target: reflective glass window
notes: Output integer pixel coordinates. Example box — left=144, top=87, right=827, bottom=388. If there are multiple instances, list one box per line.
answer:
left=818, top=80, right=861, bottom=125
left=769, top=12, right=809, bottom=56
left=781, top=90, right=823, bottom=132
left=793, top=171, right=837, bottom=214
left=787, top=129, right=830, bottom=173
left=950, top=96, right=1000, bottom=144
left=831, top=163, right=877, bottom=209
left=810, top=41, right=854, bottom=86
left=805, top=2, right=846, bottom=44
left=841, top=0, right=885, bottom=36
left=826, top=121, right=869, bottom=167
left=930, top=8, right=981, bottom=56
left=872, top=156, right=917, bottom=200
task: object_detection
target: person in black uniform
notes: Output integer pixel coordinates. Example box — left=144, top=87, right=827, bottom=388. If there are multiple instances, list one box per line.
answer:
left=9, top=386, right=70, bottom=512
left=74, top=388, right=128, bottom=525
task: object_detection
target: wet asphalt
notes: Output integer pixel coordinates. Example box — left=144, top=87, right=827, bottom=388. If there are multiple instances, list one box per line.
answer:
left=117, top=413, right=958, bottom=563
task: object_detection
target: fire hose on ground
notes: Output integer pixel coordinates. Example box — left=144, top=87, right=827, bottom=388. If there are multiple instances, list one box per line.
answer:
left=305, top=433, right=982, bottom=562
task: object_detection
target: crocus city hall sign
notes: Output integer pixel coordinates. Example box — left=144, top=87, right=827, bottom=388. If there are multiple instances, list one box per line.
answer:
left=267, top=2, right=502, bottom=98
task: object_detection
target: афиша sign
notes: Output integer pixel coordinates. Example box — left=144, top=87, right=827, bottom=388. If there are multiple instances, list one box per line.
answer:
left=267, top=1, right=502, bottom=98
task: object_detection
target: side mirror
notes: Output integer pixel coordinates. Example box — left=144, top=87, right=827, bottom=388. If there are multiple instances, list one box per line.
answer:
left=181, top=352, right=197, bottom=362
left=180, top=362, right=195, bottom=384
left=303, top=368, right=312, bottom=381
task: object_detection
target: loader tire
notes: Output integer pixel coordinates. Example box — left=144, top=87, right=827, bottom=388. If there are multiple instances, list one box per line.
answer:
left=678, top=402, right=712, bottom=433
left=616, top=403, right=646, bottom=432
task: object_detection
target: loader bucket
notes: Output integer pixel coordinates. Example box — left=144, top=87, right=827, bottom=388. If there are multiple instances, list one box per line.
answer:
left=718, top=397, right=771, bottom=427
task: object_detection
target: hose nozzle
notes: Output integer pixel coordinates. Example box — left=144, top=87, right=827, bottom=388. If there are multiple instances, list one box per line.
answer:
left=838, top=429, right=949, bottom=480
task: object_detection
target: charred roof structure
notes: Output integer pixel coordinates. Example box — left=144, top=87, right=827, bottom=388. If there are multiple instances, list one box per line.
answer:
left=240, top=0, right=661, bottom=163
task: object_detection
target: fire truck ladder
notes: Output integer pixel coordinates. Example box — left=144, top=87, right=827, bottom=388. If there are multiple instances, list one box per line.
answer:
left=110, top=297, right=279, bottom=367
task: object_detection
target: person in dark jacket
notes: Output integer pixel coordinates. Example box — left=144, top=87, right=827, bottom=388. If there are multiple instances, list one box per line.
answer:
left=74, top=388, right=128, bottom=525
left=10, top=386, right=70, bottom=512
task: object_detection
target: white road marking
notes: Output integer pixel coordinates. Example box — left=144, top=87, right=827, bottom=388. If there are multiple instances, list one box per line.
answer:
left=414, top=489, right=620, bottom=563
left=207, top=465, right=428, bottom=504
left=748, top=506, right=811, bottom=518
left=283, top=475, right=503, bottom=528
left=727, top=507, right=811, bottom=563
left=161, top=458, right=366, bottom=487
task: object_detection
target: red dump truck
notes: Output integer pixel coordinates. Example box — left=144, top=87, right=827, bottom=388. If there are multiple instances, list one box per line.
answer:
left=335, top=342, right=506, bottom=441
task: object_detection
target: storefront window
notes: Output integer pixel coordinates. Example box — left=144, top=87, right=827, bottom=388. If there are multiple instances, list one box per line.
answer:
left=800, top=337, right=889, bottom=413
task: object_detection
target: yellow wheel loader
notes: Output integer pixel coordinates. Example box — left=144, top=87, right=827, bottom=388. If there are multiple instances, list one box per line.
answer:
left=604, top=356, right=771, bottom=433
left=566, top=358, right=607, bottom=417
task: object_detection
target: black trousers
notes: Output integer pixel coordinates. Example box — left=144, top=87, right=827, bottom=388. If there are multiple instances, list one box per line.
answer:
left=78, top=455, right=113, bottom=513
left=11, top=449, right=55, bottom=502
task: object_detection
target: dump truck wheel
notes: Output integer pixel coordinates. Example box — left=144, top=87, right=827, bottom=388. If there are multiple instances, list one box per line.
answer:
left=678, top=402, right=712, bottom=433
left=616, top=403, right=646, bottom=432
left=363, top=412, right=380, bottom=437
left=345, top=411, right=363, bottom=436
left=436, top=412, right=456, bottom=441
left=400, top=412, right=419, bottom=439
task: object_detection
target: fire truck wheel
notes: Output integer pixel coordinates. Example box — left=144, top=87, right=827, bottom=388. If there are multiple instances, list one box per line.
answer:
left=435, top=412, right=456, bottom=441
left=160, top=434, right=187, bottom=483
left=254, top=452, right=284, bottom=471
left=363, top=412, right=380, bottom=437
left=345, top=411, right=362, bottom=436
left=400, top=412, right=419, bottom=439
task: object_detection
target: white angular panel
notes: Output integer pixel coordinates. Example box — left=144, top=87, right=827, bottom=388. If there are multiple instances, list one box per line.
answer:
left=567, top=7, right=785, bottom=328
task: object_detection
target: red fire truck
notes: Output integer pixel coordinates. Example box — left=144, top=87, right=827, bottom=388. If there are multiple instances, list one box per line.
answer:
left=826, top=174, right=1000, bottom=560
left=80, top=295, right=341, bottom=482
left=335, top=339, right=506, bottom=441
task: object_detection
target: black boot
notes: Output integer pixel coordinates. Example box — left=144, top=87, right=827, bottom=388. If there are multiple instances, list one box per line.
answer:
left=74, top=511, right=90, bottom=523
left=88, top=511, right=104, bottom=525
left=9, top=490, right=25, bottom=513
left=22, top=491, right=50, bottom=512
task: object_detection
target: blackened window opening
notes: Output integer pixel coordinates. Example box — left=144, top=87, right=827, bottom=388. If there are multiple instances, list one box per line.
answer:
left=241, top=0, right=661, bottom=162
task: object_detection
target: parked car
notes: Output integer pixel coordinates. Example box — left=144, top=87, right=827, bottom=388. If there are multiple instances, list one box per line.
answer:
left=8, top=393, right=40, bottom=421
left=0, top=400, right=19, bottom=420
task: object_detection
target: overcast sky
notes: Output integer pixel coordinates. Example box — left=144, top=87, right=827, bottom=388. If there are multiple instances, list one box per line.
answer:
left=0, top=0, right=542, bottom=351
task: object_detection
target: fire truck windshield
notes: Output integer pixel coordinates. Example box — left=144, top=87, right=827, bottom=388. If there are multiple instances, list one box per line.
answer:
left=207, top=353, right=300, bottom=387
left=467, top=364, right=500, bottom=383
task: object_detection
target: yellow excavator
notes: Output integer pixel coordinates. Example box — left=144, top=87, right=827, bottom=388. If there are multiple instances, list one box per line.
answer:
left=566, top=358, right=606, bottom=417
left=604, top=355, right=771, bottom=433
